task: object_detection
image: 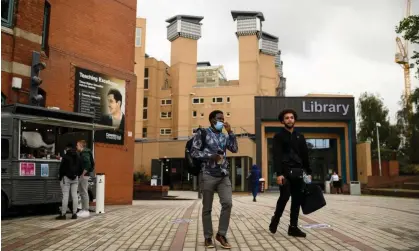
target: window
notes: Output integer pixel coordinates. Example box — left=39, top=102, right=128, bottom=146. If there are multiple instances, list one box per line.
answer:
left=162, top=78, right=170, bottom=90
left=143, top=97, right=148, bottom=120
left=19, top=122, right=91, bottom=160
left=1, top=93, right=6, bottom=105
left=226, top=112, right=231, bottom=117
left=227, top=97, right=231, bottom=103
left=161, top=99, right=172, bottom=105
left=142, top=128, right=147, bottom=138
left=192, top=97, right=204, bottom=104
left=41, top=1, right=51, bottom=52
left=212, top=97, right=223, bottom=103
left=160, top=128, right=172, bottom=135
left=160, top=112, right=172, bottom=119
left=2, top=138, right=9, bottom=160
left=192, top=111, right=197, bottom=118
left=200, top=113, right=204, bottom=118
left=144, top=68, right=149, bottom=90
left=1, top=0, right=15, bottom=28
left=135, top=27, right=142, bottom=47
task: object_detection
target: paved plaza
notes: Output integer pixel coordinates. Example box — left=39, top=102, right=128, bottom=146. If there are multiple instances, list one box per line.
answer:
left=2, top=192, right=419, bottom=251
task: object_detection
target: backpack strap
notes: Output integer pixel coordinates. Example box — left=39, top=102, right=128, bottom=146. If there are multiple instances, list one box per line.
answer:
left=199, top=128, right=207, bottom=150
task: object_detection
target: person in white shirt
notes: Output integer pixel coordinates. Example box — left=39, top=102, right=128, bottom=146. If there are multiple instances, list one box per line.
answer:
left=330, top=172, right=342, bottom=194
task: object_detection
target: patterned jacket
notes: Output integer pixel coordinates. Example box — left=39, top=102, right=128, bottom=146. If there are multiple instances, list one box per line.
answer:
left=190, top=127, right=238, bottom=177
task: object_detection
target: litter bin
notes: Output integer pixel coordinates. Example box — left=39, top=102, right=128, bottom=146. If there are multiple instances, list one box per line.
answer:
left=324, top=181, right=331, bottom=194
left=350, top=181, right=361, bottom=195
left=150, top=175, right=158, bottom=186
left=259, top=178, right=265, bottom=193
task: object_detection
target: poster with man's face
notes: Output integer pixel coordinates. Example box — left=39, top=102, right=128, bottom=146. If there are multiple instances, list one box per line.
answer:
left=74, top=67, right=126, bottom=145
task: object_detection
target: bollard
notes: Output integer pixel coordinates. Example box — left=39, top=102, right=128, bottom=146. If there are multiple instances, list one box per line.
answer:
left=95, top=173, right=105, bottom=214
left=325, top=181, right=331, bottom=194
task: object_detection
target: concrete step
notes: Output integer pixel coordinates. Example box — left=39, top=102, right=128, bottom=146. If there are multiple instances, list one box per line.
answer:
left=363, top=188, right=419, bottom=199
left=401, top=182, right=419, bottom=190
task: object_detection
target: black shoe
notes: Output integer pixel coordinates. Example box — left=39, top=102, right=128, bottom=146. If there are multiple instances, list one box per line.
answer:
left=71, top=214, right=77, bottom=219
left=55, top=214, right=66, bottom=220
left=288, top=225, right=306, bottom=238
left=204, top=238, right=214, bottom=248
left=253, top=197, right=256, bottom=202
left=269, top=215, right=280, bottom=234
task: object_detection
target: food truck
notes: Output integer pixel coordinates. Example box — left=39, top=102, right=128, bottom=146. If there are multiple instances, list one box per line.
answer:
left=1, top=104, right=114, bottom=214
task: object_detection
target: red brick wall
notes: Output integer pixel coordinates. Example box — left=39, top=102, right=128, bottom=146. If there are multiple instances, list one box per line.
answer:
left=1, top=0, right=137, bottom=205
left=372, top=160, right=390, bottom=176
left=15, top=0, right=45, bottom=36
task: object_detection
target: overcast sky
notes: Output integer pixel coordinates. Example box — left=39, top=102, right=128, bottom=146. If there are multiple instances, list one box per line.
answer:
left=137, top=0, right=419, bottom=123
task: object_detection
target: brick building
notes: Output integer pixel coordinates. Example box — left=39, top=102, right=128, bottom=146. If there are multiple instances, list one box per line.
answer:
left=1, top=0, right=137, bottom=204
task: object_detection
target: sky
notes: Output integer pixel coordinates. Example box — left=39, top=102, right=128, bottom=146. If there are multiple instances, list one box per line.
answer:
left=137, top=0, right=419, bottom=123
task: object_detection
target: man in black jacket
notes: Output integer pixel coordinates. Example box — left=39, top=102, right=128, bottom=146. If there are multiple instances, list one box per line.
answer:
left=269, top=109, right=312, bottom=237
left=56, top=144, right=81, bottom=220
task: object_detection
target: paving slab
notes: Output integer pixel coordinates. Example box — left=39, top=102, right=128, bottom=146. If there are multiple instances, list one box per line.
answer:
left=2, top=193, right=419, bottom=251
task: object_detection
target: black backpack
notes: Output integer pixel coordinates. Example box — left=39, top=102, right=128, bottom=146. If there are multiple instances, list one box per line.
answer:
left=89, top=152, right=95, bottom=172
left=185, top=128, right=207, bottom=176
left=65, top=153, right=80, bottom=180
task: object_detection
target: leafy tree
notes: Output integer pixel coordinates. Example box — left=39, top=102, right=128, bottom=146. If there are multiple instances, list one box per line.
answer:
left=386, top=124, right=401, bottom=150
left=397, top=87, right=419, bottom=165
left=396, top=15, right=419, bottom=78
left=357, top=92, right=391, bottom=148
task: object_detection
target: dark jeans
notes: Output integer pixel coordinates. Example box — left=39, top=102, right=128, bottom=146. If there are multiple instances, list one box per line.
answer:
left=274, top=177, right=304, bottom=226
left=252, top=182, right=259, bottom=198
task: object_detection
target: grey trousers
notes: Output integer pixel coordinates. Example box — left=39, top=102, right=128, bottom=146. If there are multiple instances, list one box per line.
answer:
left=201, top=173, right=233, bottom=238
left=78, top=176, right=90, bottom=210
left=61, top=176, right=78, bottom=215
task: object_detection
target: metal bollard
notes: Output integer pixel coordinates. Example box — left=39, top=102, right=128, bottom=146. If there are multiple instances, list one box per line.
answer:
left=95, top=173, right=105, bottom=214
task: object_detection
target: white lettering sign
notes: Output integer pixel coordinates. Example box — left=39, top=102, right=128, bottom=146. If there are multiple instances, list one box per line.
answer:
left=302, top=101, right=349, bottom=116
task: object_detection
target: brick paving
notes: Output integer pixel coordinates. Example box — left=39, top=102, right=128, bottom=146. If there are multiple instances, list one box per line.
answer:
left=2, top=192, right=419, bottom=251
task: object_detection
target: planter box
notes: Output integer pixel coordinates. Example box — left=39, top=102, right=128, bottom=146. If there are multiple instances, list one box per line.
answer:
left=133, top=184, right=169, bottom=200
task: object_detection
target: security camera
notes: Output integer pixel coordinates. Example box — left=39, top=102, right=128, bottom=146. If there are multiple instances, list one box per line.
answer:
left=32, top=94, right=43, bottom=101
left=34, top=62, right=46, bottom=71
left=32, top=76, right=42, bottom=85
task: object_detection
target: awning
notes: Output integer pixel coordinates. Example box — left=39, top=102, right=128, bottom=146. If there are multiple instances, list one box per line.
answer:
left=18, top=116, right=117, bottom=131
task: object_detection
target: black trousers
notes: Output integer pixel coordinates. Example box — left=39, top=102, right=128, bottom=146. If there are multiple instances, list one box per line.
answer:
left=274, top=177, right=304, bottom=226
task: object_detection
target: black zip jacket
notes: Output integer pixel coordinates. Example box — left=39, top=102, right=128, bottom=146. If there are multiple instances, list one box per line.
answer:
left=59, top=149, right=82, bottom=180
left=272, top=128, right=312, bottom=177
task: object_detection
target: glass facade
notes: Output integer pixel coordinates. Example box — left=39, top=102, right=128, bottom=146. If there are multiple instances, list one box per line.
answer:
left=153, top=156, right=253, bottom=191
left=267, top=138, right=338, bottom=189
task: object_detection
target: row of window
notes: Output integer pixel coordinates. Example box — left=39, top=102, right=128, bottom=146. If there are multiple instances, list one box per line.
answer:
left=193, top=97, right=230, bottom=104
left=142, top=128, right=172, bottom=137
left=192, top=111, right=230, bottom=118
left=143, top=110, right=232, bottom=120
left=156, top=97, right=232, bottom=106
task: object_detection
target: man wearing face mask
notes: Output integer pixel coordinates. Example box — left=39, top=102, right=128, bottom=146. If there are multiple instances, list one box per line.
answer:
left=191, top=110, right=238, bottom=249
left=269, top=109, right=312, bottom=238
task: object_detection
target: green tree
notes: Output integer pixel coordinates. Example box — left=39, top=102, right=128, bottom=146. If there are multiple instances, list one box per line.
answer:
left=357, top=92, right=391, bottom=148
left=397, top=87, right=419, bottom=165
left=396, top=15, right=419, bottom=78
left=386, top=124, right=401, bottom=151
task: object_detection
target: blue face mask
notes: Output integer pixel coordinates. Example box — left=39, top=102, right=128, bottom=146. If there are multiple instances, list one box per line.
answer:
left=214, top=121, right=224, bottom=131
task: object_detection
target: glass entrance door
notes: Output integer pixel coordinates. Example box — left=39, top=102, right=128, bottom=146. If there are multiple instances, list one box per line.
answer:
left=306, top=138, right=338, bottom=189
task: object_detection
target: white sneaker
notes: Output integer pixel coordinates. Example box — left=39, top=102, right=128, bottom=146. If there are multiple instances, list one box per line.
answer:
left=77, top=210, right=90, bottom=218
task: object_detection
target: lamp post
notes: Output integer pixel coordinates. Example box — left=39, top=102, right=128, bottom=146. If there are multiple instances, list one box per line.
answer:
left=376, top=122, right=382, bottom=176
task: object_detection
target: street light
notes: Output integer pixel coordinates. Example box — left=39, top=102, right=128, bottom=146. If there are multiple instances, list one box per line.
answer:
left=376, top=122, right=382, bottom=176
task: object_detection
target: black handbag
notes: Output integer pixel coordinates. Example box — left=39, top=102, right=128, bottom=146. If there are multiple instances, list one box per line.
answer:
left=301, top=183, right=327, bottom=215
left=282, top=147, right=304, bottom=179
